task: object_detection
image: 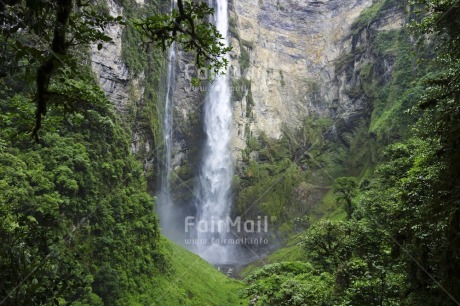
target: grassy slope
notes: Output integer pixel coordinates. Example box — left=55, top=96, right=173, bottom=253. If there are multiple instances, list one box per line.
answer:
left=152, top=240, right=245, bottom=306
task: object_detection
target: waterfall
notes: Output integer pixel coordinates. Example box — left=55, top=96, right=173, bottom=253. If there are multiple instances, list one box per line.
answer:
left=157, top=42, right=177, bottom=240
left=194, top=0, right=234, bottom=265
left=156, top=0, right=236, bottom=264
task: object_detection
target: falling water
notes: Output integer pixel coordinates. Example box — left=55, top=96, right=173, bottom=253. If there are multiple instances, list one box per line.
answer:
left=157, top=42, right=177, bottom=240
left=194, top=0, right=234, bottom=265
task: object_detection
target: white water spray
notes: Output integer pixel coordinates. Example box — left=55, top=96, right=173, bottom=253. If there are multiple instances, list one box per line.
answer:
left=157, top=42, right=177, bottom=240
left=194, top=0, right=234, bottom=265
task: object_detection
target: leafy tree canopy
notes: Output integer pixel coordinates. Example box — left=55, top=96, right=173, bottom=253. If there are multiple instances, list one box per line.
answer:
left=0, top=0, right=230, bottom=141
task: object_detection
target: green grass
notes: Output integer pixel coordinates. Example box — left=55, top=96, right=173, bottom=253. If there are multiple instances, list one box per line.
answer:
left=151, top=240, right=246, bottom=306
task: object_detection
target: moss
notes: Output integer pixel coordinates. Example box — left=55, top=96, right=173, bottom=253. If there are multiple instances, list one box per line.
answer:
left=239, top=233, right=307, bottom=278
left=359, top=62, right=374, bottom=80
left=229, top=16, right=240, bottom=40
left=350, top=0, right=404, bottom=36
left=375, top=30, right=402, bottom=54
left=120, top=0, right=150, bottom=76
left=229, top=15, right=237, bottom=29
left=246, top=86, right=254, bottom=118
left=241, top=39, right=254, bottom=49
left=344, top=85, right=363, bottom=99
left=367, top=28, right=425, bottom=143
left=235, top=117, right=339, bottom=237
left=239, top=45, right=250, bottom=72
left=231, top=77, right=251, bottom=102
left=239, top=188, right=346, bottom=278
left=244, top=124, right=251, bottom=142
left=121, top=23, right=147, bottom=75
left=334, top=46, right=366, bottom=74
left=247, top=135, right=260, bottom=151
left=351, top=1, right=384, bottom=31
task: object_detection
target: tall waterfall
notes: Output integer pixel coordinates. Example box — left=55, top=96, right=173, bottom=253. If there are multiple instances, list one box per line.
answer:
left=157, top=43, right=177, bottom=240
left=194, top=0, right=234, bottom=265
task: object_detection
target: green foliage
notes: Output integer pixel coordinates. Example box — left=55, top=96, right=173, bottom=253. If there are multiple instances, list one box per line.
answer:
left=350, top=0, right=403, bottom=35
left=1, top=0, right=231, bottom=138
left=335, top=26, right=429, bottom=176
left=302, top=220, right=354, bottom=271
left=385, top=1, right=460, bottom=302
left=122, top=18, right=148, bottom=75
left=0, top=1, right=246, bottom=305
left=300, top=220, right=403, bottom=305
left=243, top=219, right=403, bottom=305
left=239, top=45, right=250, bottom=72
left=307, top=1, right=460, bottom=301
left=241, top=39, right=254, bottom=49
left=333, top=177, right=357, bottom=219
left=350, top=0, right=385, bottom=33
left=229, top=16, right=240, bottom=39
left=0, top=0, right=122, bottom=139
left=334, top=47, right=366, bottom=73
left=236, top=116, right=338, bottom=237
left=241, top=262, right=335, bottom=306
left=358, top=137, right=460, bottom=304
left=368, top=29, right=427, bottom=142
left=236, top=133, right=305, bottom=236
left=244, top=1, right=460, bottom=305
left=231, top=77, right=250, bottom=102
left=118, top=0, right=167, bottom=188
left=0, top=61, right=169, bottom=304
left=137, top=0, right=232, bottom=75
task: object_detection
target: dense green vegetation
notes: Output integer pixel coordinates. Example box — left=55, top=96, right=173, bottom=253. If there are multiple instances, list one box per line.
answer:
left=0, top=61, right=247, bottom=304
left=240, top=0, right=460, bottom=305
left=0, top=65, right=168, bottom=304
left=1, top=0, right=460, bottom=304
left=0, top=0, right=240, bottom=305
left=235, top=116, right=335, bottom=238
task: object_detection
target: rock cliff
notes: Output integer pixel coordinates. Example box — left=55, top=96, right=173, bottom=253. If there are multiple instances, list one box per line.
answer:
left=164, top=0, right=405, bottom=173
left=90, top=0, right=134, bottom=115
left=91, top=0, right=406, bottom=192
left=228, top=0, right=405, bottom=154
left=90, top=0, right=164, bottom=189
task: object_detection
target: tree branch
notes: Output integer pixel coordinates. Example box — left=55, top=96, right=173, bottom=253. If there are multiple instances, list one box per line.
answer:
left=32, top=0, right=73, bottom=142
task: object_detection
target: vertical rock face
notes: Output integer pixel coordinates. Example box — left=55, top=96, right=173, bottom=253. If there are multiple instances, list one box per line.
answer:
left=90, top=0, right=155, bottom=180
left=227, top=0, right=405, bottom=158
left=170, top=51, right=204, bottom=171
left=229, top=0, right=372, bottom=141
left=91, top=0, right=134, bottom=115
